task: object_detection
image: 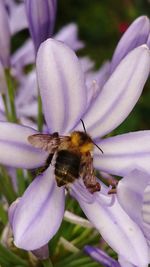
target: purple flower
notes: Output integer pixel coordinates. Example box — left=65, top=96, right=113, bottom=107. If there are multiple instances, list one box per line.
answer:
left=110, top=16, right=150, bottom=73
left=117, top=169, right=150, bottom=248
left=84, top=246, right=121, bottom=267
left=0, top=39, right=149, bottom=266
left=0, top=0, right=10, bottom=67
left=25, top=0, right=57, bottom=52
left=84, top=246, right=140, bottom=267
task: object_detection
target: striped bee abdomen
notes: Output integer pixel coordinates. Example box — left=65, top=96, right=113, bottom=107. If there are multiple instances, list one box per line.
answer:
left=55, top=150, right=81, bottom=186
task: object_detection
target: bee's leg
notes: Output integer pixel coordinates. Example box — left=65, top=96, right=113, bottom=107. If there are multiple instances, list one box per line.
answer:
left=108, top=188, right=117, bottom=194
left=107, top=177, right=118, bottom=194
left=86, top=182, right=101, bottom=194
left=31, top=154, right=54, bottom=177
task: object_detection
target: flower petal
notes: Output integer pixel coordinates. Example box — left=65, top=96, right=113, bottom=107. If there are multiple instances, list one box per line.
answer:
left=110, top=16, right=150, bottom=72
left=11, top=166, right=65, bottom=250
left=118, top=256, right=137, bottom=267
left=142, top=184, right=150, bottom=246
left=11, top=40, right=34, bottom=77
left=36, top=38, right=87, bottom=134
left=25, top=0, right=57, bottom=52
left=117, top=172, right=150, bottom=246
left=0, top=0, right=10, bottom=67
left=117, top=170, right=150, bottom=227
left=84, top=246, right=121, bottom=267
left=32, top=244, right=49, bottom=259
left=76, top=193, right=149, bottom=266
left=81, top=45, right=150, bottom=139
left=9, top=3, right=28, bottom=35
left=94, top=131, right=150, bottom=176
left=54, top=23, right=84, bottom=51
left=0, top=122, right=48, bottom=168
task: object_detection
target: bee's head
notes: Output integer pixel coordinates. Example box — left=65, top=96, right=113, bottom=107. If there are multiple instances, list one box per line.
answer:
left=70, top=131, right=93, bottom=153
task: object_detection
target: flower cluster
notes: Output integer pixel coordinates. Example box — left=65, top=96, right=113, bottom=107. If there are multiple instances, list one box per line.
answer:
left=0, top=1, right=149, bottom=266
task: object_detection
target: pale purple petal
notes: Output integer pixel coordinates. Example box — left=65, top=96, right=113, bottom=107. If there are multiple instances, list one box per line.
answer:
left=117, top=170, right=150, bottom=246
left=9, top=198, right=20, bottom=227
left=12, top=166, right=65, bottom=250
left=94, top=131, right=150, bottom=176
left=32, top=244, right=49, bottom=259
left=117, top=170, right=150, bottom=227
left=118, top=256, right=137, bottom=267
left=9, top=3, right=28, bottom=35
left=76, top=192, right=149, bottom=266
left=85, top=246, right=121, bottom=267
left=11, top=40, right=34, bottom=77
left=36, top=38, right=87, bottom=134
left=110, top=16, right=150, bottom=73
left=80, top=45, right=150, bottom=139
left=54, top=23, right=84, bottom=51
left=0, top=122, right=48, bottom=168
left=0, top=0, right=10, bottom=67
left=16, top=71, right=37, bottom=107
left=85, top=62, right=110, bottom=107
left=147, top=33, right=150, bottom=48
left=142, top=184, right=150, bottom=246
left=25, top=0, right=57, bottom=52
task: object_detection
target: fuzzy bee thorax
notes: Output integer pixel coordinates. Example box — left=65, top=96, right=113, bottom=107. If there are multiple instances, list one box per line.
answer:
left=70, top=131, right=93, bottom=153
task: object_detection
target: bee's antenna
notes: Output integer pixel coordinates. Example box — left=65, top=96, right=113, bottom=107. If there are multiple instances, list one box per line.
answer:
left=93, top=142, right=104, bottom=154
left=80, top=119, right=103, bottom=154
left=80, top=119, right=87, bottom=133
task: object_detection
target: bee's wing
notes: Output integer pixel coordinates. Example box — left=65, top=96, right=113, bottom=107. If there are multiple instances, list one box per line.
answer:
left=80, top=152, right=100, bottom=193
left=28, top=133, right=60, bottom=153
left=28, top=133, right=70, bottom=154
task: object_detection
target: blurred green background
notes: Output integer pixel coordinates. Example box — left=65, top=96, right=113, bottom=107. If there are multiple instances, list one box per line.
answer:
left=56, top=0, right=150, bottom=134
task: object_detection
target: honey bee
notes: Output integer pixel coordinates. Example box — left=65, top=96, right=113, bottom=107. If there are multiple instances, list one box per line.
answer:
left=28, top=126, right=102, bottom=194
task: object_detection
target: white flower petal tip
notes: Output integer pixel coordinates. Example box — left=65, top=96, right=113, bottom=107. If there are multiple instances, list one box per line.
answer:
left=12, top=167, right=65, bottom=250
left=37, top=38, right=87, bottom=134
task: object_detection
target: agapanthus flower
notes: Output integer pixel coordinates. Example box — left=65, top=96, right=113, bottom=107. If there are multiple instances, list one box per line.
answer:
left=0, top=39, right=149, bottom=266
left=8, top=16, right=150, bottom=127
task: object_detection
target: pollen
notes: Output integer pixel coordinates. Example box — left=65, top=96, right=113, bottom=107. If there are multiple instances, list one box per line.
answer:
left=70, top=131, right=93, bottom=153
left=80, top=143, right=93, bottom=153
left=70, top=132, right=81, bottom=146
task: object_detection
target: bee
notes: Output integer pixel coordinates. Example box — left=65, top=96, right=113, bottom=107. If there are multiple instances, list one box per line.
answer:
left=28, top=124, right=103, bottom=194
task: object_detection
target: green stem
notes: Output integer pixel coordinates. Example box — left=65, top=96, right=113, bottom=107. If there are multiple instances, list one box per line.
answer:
left=37, top=92, right=43, bottom=131
left=4, top=68, right=17, bottom=122
left=16, top=169, right=26, bottom=196
left=0, top=166, right=17, bottom=204
left=55, top=252, right=83, bottom=267
left=2, top=93, right=10, bottom=120
left=72, top=228, right=93, bottom=245
left=42, top=258, right=54, bottom=267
